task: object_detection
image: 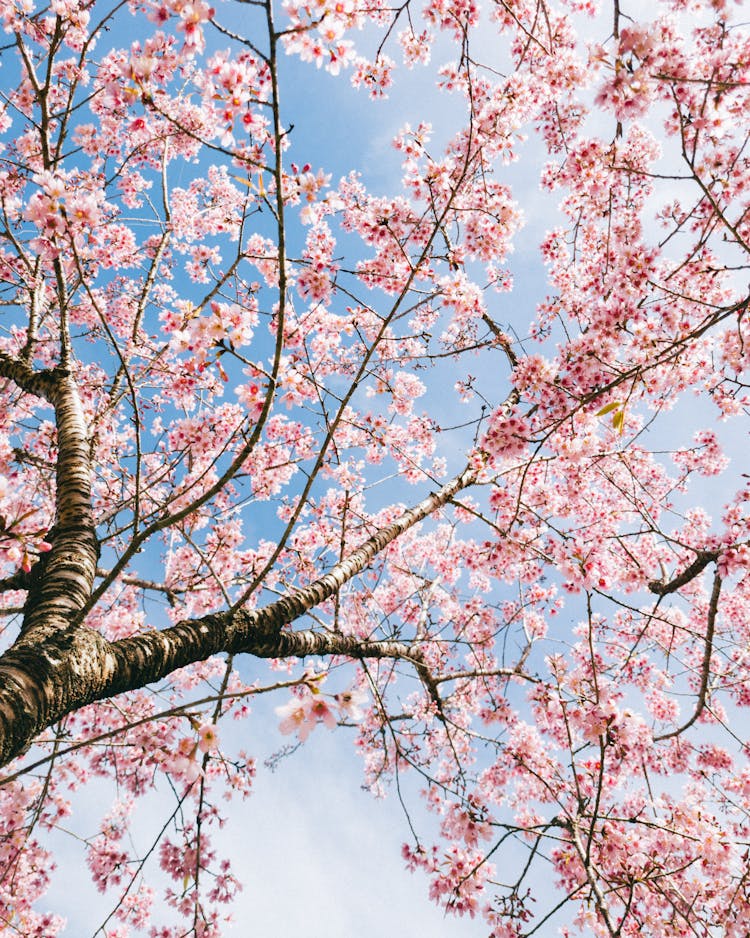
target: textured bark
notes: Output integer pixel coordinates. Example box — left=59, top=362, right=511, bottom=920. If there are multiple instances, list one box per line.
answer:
left=0, top=627, right=112, bottom=767
left=21, top=370, right=98, bottom=638
left=0, top=354, right=56, bottom=400
left=0, top=465, right=477, bottom=770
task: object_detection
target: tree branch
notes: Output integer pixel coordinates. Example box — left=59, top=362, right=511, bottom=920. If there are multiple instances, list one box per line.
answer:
left=0, top=353, right=56, bottom=400
left=20, top=370, right=99, bottom=638
left=0, top=465, right=477, bottom=768
left=655, top=571, right=721, bottom=742
left=649, top=550, right=718, bottom=595
left=0, top=570, right=32, bottom=593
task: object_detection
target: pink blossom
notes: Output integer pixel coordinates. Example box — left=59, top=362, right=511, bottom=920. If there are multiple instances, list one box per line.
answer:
left=197, top=722, right=220, bottom=753
left=276, top=691, right=338, bottom=740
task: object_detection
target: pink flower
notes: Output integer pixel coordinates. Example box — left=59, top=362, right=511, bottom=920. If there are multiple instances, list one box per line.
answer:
left=334, top=687, right=367, bottom=720
left=276, top=698, right=316, bottom=741
left=275, top=691, right=338, bottom=740
left=197, top=722, right=219, bottom=753
left=307, top=696, right=337, bottom=729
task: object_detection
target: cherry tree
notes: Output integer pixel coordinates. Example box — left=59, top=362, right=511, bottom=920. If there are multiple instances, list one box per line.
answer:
left=0, top=0, right=747, bottom=933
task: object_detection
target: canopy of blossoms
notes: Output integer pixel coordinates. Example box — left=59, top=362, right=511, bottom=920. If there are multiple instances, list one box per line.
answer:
left=0, top=0, right=747, bottom=935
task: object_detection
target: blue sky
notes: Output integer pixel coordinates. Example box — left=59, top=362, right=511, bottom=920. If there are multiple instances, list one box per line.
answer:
left=44, top=722, right=491, bottom=936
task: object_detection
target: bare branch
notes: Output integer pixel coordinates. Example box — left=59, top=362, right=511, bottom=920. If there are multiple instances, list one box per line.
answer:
left=655, top=571, right=722, bottom=742
left=649, top=550, right=719, bottom=595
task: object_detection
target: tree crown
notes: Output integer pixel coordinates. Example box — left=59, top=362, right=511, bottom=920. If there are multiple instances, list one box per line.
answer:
left=0, top=0, right=748, bottom=934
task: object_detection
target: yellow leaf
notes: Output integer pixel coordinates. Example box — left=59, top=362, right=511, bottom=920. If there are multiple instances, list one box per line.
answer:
left=595, top=400, right=621, bottom=416
left=612, top=409, right=625, bottom=433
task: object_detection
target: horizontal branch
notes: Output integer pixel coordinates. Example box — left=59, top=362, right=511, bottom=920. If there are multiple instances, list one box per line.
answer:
left=0, top=570, right=32, bottom=593
left=0, top=465, right=477, bottom=768
left=648, top=550, right=718, bottom=595
left=432, top=666, right=538, bottom=685
left=0, top=353, right=56, bottom=400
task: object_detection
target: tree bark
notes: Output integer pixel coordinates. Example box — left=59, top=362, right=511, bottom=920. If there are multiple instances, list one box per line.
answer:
left=21, top=369, right=99, bottom=638
left=0, top=464, right=476, bottom=770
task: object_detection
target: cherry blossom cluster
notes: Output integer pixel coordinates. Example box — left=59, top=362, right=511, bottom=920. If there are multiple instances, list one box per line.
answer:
left=275, top=681, right=367, bottom=740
